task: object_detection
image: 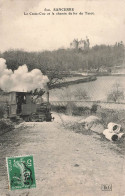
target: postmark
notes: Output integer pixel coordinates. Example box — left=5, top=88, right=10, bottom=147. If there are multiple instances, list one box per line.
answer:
left=6, top=155, right=36, bottom=190
left=101, top=184, right=112, bottom=191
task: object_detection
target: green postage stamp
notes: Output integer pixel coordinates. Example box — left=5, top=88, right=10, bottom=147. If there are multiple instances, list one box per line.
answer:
left=6, top=155, right=36, bottom=190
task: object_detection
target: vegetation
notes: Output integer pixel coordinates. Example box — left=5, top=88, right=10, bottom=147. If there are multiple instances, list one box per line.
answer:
left=96, top=107, right=125, bottom=130
left=107, top=83, right=125, bottom=103
left=0, top=41, right=124, bottom=78
left=0, top=118, right=14, bottom=135
left=51, top=104, right=90, bottom=116
left=73, top=88, right=90, bottom=100
left=0, top=105, right=5, bottom=118
left=0, top=105, right=14, bottom=135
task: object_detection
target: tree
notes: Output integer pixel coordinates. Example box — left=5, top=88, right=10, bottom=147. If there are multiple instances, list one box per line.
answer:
left=73, top=88, right=90, bottom=100
left=107, top=83, right=124, bottom=102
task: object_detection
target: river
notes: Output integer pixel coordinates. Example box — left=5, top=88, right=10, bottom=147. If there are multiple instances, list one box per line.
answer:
left=50, top=76, right=125, bottom=101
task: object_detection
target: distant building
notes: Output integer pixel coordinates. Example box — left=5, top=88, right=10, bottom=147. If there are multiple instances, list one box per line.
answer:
left=70, top=36, right=90, bottom=51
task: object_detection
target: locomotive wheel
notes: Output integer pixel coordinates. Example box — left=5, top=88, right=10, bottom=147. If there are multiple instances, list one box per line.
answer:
left=24, top=116, right=30, bottom=122
left=29, top=115, right=37, bottom=122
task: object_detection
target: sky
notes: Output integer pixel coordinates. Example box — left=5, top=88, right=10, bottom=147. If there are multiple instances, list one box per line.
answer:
left=0, top=0, right=125, bottom=52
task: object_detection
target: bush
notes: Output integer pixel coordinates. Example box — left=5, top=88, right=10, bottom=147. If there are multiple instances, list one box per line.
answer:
left=96, top=108, right=125, bottom=130
left=66, top=102, right=76, bottom=115
left=107, top=83, right=125, bottom=103
left=0, top=119, right=14, bottom=135
left=51, top=105, right=67, bottom=113
left=72, top=106, right=90, bottom=116
left=0, top=105, right=5, bottom=119
left=90, top=104, right=97, bottom=114
left=51, top=104, right=90, bottom=116
left=73, top=88, right=90, bottom=100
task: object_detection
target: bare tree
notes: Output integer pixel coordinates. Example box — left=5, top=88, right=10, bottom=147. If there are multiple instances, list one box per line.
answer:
left=107, top=83, right=124, bottom=102
left=73, top=88, right=90, bottom=100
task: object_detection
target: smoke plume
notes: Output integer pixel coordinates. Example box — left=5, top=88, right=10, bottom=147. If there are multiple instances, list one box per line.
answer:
left=0, top=58, right=49, bottom=92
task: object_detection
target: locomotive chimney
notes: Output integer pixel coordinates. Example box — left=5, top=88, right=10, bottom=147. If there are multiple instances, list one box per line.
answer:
left=46, top=84, right=49, bottom=103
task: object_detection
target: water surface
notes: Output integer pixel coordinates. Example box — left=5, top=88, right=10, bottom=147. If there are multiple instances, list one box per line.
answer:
left=50, top=76, right=125, bottom=101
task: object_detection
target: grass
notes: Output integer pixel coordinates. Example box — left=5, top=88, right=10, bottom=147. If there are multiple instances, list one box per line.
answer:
left=0, top=118, right=14, bottom=136
left=0, top=105, right=14, bottom=136
left=52, top=103, right=125, bottom=131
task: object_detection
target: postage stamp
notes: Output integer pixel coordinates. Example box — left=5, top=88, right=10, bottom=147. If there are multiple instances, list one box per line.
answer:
left=6, top=155, right=36, bottom=190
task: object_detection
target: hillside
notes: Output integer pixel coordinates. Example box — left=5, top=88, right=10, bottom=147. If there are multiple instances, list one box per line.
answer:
left=0, top=42, right=124, bottom=77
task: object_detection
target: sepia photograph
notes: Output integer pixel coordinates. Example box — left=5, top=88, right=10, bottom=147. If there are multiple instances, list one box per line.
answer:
left=0, top=0, right=125, bottom=195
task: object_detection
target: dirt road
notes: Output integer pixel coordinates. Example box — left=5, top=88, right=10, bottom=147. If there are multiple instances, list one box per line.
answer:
left=0, top=113, right=125, bottom=196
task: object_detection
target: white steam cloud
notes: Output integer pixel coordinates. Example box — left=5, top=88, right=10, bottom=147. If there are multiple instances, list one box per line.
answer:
left=0, top=58, right=49, bottom=92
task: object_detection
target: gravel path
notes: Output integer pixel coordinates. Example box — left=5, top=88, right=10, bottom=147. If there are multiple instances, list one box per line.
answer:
left=0, top=113, right=125, bottom=196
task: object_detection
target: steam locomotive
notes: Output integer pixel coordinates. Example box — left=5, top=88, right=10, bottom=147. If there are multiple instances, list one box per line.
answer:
left=0, top=91, right=53, bottom=122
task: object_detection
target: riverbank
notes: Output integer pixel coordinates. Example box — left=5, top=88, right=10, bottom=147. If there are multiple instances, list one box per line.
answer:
left=49, top=76, right=125, bottom=102
left=49, top=76, right=97, bottom=89
left=96, top=73, right=125, bottom=77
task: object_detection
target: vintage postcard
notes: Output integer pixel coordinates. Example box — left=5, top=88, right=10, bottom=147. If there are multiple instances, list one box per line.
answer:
left=0, top=0, right=125, bottom=196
